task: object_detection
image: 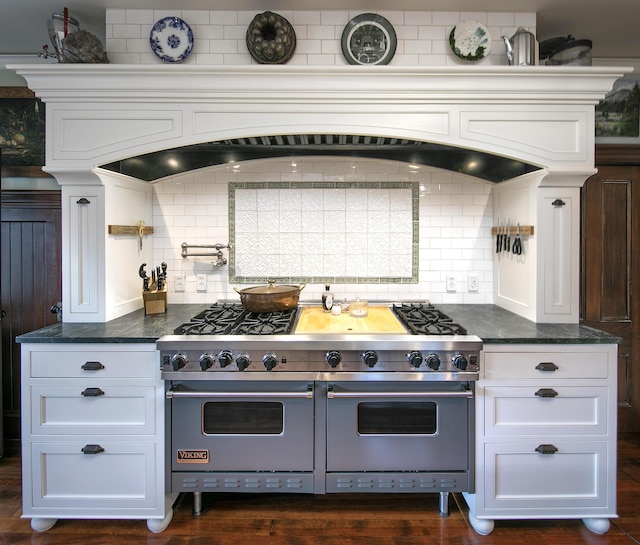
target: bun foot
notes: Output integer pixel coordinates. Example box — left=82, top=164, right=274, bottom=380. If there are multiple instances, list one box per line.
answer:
left=147, top=507, right=173, bottom=533
left=30, top=517, right=57, bottom=532
left=582, top=518, right=610, bottom=534
left=467, top=510, right=494, bottom=535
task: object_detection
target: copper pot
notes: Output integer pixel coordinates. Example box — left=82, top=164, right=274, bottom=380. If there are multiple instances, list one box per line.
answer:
left=234, top=280, right=306, bottom=312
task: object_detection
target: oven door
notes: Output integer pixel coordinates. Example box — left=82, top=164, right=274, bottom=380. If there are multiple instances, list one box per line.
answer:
left=326, top=381, right=473, bottom=472
left=168, top=381, right=314, bottom=472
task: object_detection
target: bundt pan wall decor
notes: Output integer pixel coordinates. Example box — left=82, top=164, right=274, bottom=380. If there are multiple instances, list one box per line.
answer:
left=246, top=11, right=296, bottom=64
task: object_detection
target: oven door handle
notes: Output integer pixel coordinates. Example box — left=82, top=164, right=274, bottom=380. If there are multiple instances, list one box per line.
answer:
left=166, top=385, right=314, bottom=399
left=327, top=386, right=473, bottom=399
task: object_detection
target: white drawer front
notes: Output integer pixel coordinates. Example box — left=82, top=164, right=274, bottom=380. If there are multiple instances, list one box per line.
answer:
left=484, top=441, right=610, bottom=510
left=484, top=350, right=610, bottom=380
left=484, top=386, right=608, bottom=435
left=31, top=386, right=156, bottom=435
left=28, top=348, right=157, bottom=378
left=30, top=441, right=157, bottom=509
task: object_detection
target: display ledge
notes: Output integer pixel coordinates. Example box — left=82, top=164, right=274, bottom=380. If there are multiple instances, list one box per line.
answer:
left=16, top=304, right=620, bottom=345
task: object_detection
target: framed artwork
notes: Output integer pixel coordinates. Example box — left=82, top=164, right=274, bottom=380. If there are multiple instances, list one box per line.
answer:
left=596, top=76, right=640, bottom=143
left=0, top=86, right=49, bottom=178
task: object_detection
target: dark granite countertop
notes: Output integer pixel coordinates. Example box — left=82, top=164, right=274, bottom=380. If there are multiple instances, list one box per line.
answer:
left=16, top=304, right=620, bottom=345
left=438, top=305, right=620, bottom=344
left=16, top=305, right=205, bottom=344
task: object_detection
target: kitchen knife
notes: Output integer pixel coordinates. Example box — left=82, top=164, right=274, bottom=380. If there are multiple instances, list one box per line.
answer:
left=139, top=263, right=149, bottom=291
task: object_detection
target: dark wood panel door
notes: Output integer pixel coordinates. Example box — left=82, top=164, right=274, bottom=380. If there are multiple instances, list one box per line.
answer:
left=583, top=147, right=640, bottom=432
left=1, top=190, right=61, bottom=442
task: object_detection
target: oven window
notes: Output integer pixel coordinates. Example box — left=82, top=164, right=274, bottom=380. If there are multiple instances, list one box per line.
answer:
left=202, top=401, right=283, bottom=435
left=357, top=401, right=437, bottom=435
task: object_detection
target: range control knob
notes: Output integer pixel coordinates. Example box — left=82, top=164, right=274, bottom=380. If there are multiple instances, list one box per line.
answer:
left=325, top=350, right=342, bottom=368
left=425, top=353, right=441, bottom=370
left=362, top=350, right=379, bottom=368
left=452, top=353, right=468, bottom=370
left=406, top=350, right=424, bottom=368
left=170, top=353, right=188, bottom=371
left=236, top=353, right=251, bottom=371
left=263, top=352, right=278, bottom=371
left=199, top=353, right=215, bottom=371
left=217, top=350, right=234, bottom=368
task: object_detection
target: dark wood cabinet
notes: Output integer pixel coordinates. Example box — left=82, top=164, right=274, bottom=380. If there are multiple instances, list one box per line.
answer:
left=1, top=190, right=61, bottom=442
left=582, top=145, right=640, bottom=432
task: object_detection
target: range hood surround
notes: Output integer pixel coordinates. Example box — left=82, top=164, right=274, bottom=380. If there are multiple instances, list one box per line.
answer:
left=10, top=64, right=628, bottom=323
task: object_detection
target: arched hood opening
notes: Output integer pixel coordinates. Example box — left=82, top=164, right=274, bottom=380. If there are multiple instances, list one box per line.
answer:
left=99, top=134, right=542, bottom=183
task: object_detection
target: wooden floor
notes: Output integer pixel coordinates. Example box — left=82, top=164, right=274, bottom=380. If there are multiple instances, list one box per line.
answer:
left=1, top=435, right=639, bottom=545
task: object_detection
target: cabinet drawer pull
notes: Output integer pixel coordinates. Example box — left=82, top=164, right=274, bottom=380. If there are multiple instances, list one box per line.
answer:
left=535, top=388, right=558, bottom=398
left=81, top=387, right=105, bottom=397
left=81, top=361, right=105, bottom=371
left=535, top=444, right=558, bottom=455
left=535, top=362, right=558, bottom=372
left=81, top=444, right=105, bottom=455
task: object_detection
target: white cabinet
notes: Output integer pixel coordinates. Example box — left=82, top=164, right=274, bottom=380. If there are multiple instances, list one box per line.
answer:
left=463, top=344, right=618, bottom=536
left=537, top=188, right=580, bottom=322
left=20, top=343, right=176, bottom=533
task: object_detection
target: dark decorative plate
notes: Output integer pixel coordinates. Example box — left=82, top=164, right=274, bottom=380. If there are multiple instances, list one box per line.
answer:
left=341, top=13, right=397, bottom=65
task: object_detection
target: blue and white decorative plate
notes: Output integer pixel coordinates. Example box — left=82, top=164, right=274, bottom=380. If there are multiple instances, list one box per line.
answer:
left=150, top=17, right=194, bottom=63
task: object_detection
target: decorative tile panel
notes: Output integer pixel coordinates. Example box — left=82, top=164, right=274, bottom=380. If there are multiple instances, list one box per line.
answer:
left=229, top=181, right=418, bottom=283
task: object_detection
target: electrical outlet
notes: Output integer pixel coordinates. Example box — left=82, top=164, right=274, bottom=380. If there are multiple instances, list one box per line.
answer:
left=196, top=274, right=207, bottom=292
left=175, top=273, right=185, bottom=292
left=446, top=275, right=457, bottom=292
left=468, top=273, right=479, bottom=292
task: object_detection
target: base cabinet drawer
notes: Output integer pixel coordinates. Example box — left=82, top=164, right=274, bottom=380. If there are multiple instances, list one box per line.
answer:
left=30, top=385, right=156, bottom=435
left=483, top=386, right=608, bottom=436
left=483, top=350, right=610, bottom=381
left=483, top=441, right=611, bottom=511
left=28, top=441, right=157, bottom=510
left=28, top=348, right=157, bottom=379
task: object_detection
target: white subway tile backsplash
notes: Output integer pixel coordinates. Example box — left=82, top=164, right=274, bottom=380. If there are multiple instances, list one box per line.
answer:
left=432, top=12, right=462, bottom=25
left=153, top=157, right=494, bottom=305
left=212, top=12, right=240, bottom=25
left=106, top=10, right=126, bottom=24
left=487, top=12, right=516, bottom=26
left=125, top=10, right=154, bottom=24
left=112, top=24, right=141, bottom=39
left=153, top=10, right=180, bottom=21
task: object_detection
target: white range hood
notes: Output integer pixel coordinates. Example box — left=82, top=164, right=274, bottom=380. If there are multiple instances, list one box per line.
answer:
left=10, top=64, right=629, bottom=323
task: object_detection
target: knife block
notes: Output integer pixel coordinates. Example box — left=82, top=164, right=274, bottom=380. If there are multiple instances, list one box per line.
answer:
left=143, top=288, right=167, bottom=315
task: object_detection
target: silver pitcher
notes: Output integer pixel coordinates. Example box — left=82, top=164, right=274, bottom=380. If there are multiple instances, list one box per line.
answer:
left=502, top=27, right=536, bottom=65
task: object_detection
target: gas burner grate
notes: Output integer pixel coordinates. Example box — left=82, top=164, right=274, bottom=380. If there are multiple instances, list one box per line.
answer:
left=174, top=304, right=299, bottom=336
left=234, top=310, right=299, bottom=335
left=392, top=303, right=467, bottom=336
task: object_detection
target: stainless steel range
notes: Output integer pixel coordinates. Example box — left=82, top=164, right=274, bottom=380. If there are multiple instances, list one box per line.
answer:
left=158, top=302, right=481, bottom=517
